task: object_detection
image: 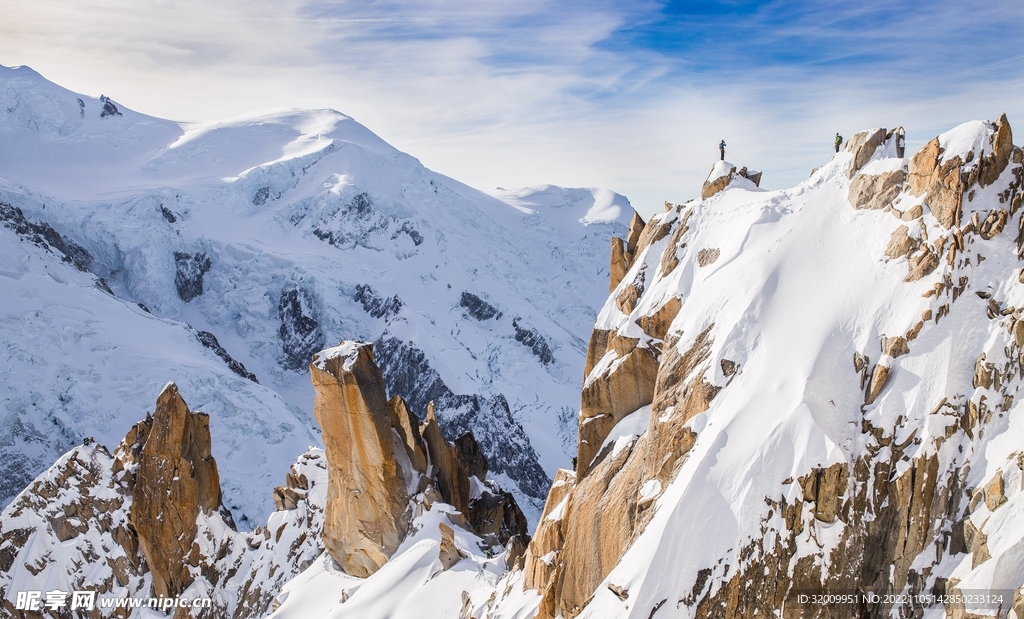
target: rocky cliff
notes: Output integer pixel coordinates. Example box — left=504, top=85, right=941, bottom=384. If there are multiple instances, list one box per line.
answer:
left=504, top=117, right=1024, bottom=619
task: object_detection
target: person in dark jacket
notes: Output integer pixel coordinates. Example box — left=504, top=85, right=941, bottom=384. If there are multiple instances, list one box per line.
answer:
left=719, top=140, right=726, bottom=161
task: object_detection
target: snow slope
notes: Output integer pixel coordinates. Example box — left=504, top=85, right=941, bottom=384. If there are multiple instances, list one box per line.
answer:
left=0, top=64, right=633, bottom=525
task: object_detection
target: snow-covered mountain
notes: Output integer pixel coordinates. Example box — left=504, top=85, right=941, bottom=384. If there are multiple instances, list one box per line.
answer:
left=0, top=64, right=634, bottom=526
left=9, top=62, right=1023, bottom=619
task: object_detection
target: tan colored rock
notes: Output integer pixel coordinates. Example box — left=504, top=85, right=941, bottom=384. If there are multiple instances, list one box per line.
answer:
left=505, top=534, right=529, bottom=571
left=625, top=211, right=645, bottom=257
left=701, top=166, right=734, bottom=199
left=908, top=137, right=966, bottom=228
left=610, top=237, right=627, bottom=292
left=615, top=283, right=640, bottom=314
left=972, top=528, right=991, bottom=568
left=885, top=225, right=918, bottom=259
left=849, top=170, right=906, bottom=210
left=652, top=325, right=718, bottom=421
left=583, top=328, right=612, bottom=379
left=905, top=247, right=940, bottom=282
left=799, top=463, right=849, bottom=523
left=577, top=344, right=659, bottom=476
left=272, top=486, right=301, bottom=511
left=129, top=383, right=222, bottom=599
left=635, top=297, right=682, bottom=340
left=388, top=395, right=428, bottom=474
left=697, top=248, right=720, bottom=266
left=540, top=330, right=706, bottom=618
left=421, top=402, right=472, bottom=515
left=438, top=522, right=466, bottom=570
left=524, top=468, right=576, bottom=590
left=310, top=342, right=409, bottom=578
left=980, top=113, right=1013, bottom=187
left=525, top=329, right=718, bottom=617
left=658, top=209, right=692, bottom=278
left=881, top=335, right=909, bottom=358
left=973, top=354, right=994, bottom=389
left=739, top=166, right=762, bottom=187
left=984, top=470, right=1007, bottom=511
left=901, top=204, right=924, bottom=221
left=632, top=217, right=673, bottom=260
left=865, top=363, right=890, bottom=405
left=846, top=128, right=889, bottom=177
left=978, top=209, right=1009, bottom=240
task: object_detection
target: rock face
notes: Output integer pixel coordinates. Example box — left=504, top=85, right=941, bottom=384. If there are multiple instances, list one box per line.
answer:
left=310, top=340, right=531, bottom=576
left=849, top=169, right=906, bottom=210
left=127, top=383, right=222, bottom=599
left=908, top=114, right=1013, bottom=228
left=310, top=341, right=411, bottom=577
left=845, top=127, right=889, bottom=177
left=609, top=212, right=646, bottom=292
left=845, top=127, right=908, bottom=210
left=0, top=385, right=328, bottom=619
left=700, top=161, right=762, bottom=199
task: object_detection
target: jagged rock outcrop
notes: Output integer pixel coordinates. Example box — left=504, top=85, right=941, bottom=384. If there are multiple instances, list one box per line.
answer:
left=388, top=395, right=428, bottom=474
left=908, top=114, right=1013, bottom=228
left=438, top=522, right=467, bottom=569
left=459, top=291, right=502, bottom=321
left=846, top=127, right=889, bottom=177
left=0, top=385, right=328, bottom=619
left=700, top=161, right=762, bottom=199
left=126, top=383, right=222, bottom=599
left=849, top=168, right=906, bottom=210
left=422, top=402, right=473, bottom=515
left=309, top=341, right=410, bottom=577
left=354, top=284, right=404, bottom=321
left=309, top=340, right=530, bottom=577
left=846, top=127, right=908, bottom=210
left=195, top=329, right=259, bottom=382
left=609, top=211, right=646, bottom=291
left=0, top=203, right=94, bottom=275
left=372, top=336, right=552, bottom=503
left=99, top=94, right=121, bottom=118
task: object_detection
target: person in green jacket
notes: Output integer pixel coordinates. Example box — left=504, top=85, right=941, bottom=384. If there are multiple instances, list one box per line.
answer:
left=834, top=133, right=843, bottom=153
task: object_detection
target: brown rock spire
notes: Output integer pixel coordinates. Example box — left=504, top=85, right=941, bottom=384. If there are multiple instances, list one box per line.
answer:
left=127, top=382, right=222, bottom=599
left=310, top=342, right=410, bottom=577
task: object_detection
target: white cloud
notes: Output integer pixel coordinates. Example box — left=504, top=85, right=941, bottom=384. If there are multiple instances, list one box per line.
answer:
left=2, top=0, right=1024, bottom=217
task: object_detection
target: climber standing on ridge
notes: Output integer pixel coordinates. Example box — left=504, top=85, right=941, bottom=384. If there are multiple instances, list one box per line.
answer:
left=719, top=139, right=726, bottom=161
left=834, top=132, right=843, bottom=153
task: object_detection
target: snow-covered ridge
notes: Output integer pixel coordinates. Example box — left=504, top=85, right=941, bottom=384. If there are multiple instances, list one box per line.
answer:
left=0, top=64, right=635, bottom=526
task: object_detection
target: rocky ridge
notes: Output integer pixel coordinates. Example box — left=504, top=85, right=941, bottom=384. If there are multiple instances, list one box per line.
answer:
left=485, top=117, right=1024, bottom=619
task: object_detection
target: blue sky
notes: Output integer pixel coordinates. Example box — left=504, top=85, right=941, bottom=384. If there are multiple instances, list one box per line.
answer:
left=3, top=0, right=1024, bottom=215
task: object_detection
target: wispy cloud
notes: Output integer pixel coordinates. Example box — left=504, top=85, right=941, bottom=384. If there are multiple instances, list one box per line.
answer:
left=2, top=0, right=1023, bottom=215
